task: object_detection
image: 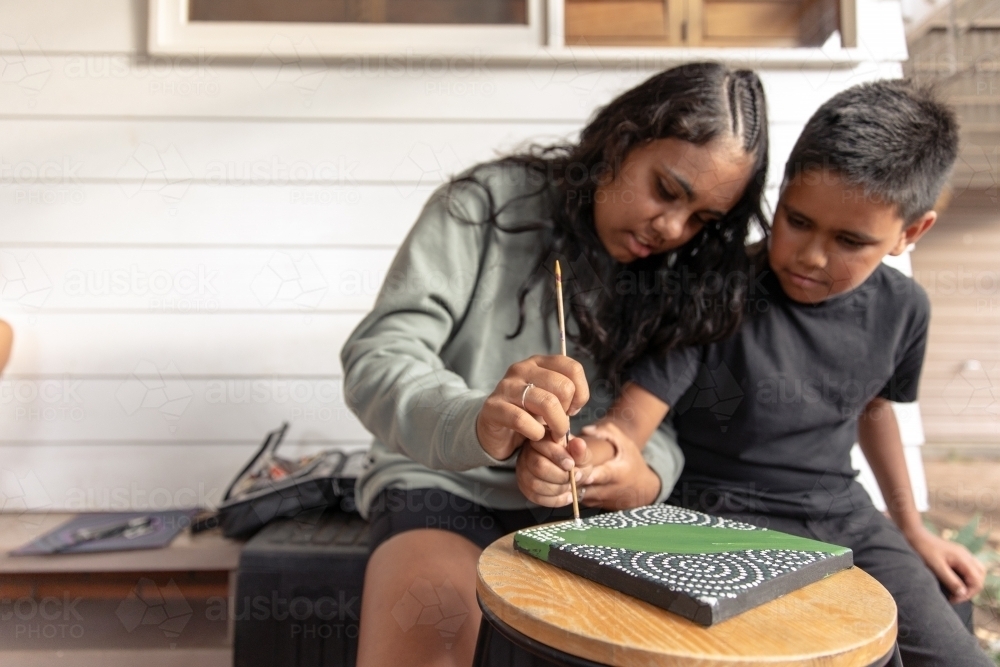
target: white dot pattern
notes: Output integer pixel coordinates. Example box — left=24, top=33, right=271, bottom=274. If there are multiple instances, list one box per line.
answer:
left=519, top=504, right=758, bottom=548
left=517, top=504, right=835, bottom=605
left=555, top=544, right=827, bottom=600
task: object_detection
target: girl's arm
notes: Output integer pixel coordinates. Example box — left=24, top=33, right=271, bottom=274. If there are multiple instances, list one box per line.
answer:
left=858, top=397, right=985, bottom=602
left=341, top=186, right=499, bottom=472
left=341, top=183, right=587, bottom=472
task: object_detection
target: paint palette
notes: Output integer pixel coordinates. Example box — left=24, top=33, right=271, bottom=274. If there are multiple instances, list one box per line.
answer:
left=513, top=505, right=852, bottom=626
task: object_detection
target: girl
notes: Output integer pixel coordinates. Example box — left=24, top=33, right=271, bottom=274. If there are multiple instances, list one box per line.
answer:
left=341, top=62, right=769, bottom=666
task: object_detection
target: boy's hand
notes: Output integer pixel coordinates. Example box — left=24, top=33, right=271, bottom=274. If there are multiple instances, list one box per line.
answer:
left=905, top=526, right=987, bottom=603
left=576, top=423, right=661, bottom=510
left=516, top=432, right=613, bottom=507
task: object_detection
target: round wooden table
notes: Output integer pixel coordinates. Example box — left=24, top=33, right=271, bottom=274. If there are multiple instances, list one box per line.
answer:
left=476, top=534, right=899, bottom=667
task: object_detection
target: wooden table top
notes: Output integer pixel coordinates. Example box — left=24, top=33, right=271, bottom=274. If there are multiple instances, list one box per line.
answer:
left=477, top=534, right=897, bottom=667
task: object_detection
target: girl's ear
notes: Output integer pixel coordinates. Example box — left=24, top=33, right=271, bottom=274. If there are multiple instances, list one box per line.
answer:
left=889, top=210, right=936, bottom=255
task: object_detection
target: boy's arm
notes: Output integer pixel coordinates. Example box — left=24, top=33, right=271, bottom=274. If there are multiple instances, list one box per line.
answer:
left=574, top=382, right=672, bottom=508
left=596, top=382, right=672, bottom=449
left=859, top=397, right=986, bottom=602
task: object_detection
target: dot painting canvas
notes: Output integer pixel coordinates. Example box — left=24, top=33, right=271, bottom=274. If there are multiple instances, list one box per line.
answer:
left=513, top=505, right=853, bottom=626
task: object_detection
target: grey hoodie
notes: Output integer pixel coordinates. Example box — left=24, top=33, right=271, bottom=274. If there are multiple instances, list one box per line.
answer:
left=341, top=164, right=683, bottom=518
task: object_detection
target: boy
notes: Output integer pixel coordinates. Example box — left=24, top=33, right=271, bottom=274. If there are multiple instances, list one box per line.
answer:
left=517, top=80, right=990, bottom=666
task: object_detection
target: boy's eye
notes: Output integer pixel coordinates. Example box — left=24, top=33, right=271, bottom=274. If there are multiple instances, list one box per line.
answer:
left=837, top=236, right=866, bottom=249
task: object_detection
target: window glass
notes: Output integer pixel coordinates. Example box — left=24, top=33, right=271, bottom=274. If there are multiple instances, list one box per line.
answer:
left=189, top=0, right=528, bottom=25
left=565, top=0, right=840, bottom=47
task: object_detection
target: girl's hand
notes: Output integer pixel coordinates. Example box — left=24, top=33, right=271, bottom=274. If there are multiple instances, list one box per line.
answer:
left=516, top=434, right=614, bottom=507
left=576, top=423, right=661, bottom=510
left=476, top=355, right=590, bottom=461
left=905, top=525, right=987, bottom=603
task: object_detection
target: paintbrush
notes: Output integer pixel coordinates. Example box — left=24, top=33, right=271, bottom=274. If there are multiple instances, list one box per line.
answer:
left=555, top=260, right=582, bottom=525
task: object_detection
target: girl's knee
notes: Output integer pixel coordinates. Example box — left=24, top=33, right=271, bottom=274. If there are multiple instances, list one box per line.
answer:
left=364, top=529, right=481, bottom=598
left=358, top=529, right=482, bottom=667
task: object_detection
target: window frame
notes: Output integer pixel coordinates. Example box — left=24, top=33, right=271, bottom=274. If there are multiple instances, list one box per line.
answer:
left=148, top=0, right=859, bottom=62
left=149, top=0, right=548, bottom=56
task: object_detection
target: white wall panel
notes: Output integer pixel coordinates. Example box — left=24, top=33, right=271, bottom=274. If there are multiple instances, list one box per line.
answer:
left=1, top=118, right=801, bottom=192
left=0, top=183, right=430, bottom=246
left=1, top=443, right=256, bottom=513
left=0, top=439, right=369, bottom=512
left=0, top=0, right=139, bottom=54
left=0, top=119, right=580, bottom=184
left=0, top=53, right=882, bottom=124
left=0, top=246, right=395, bottom=312
left=3, top=312, right=361, bottom=376
left=0, top=377, right=366, bottom=442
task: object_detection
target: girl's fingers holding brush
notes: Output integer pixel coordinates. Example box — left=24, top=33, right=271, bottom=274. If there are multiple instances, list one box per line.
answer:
left=505, top=356, right=588, bottom=409
left=477, top=398, right=545, bottom=460
left=478, top=355, right=591, bottom=461
left=495, top=356, right=589, bottom=441
left=529, top=356, right=590, bottom=415
left=502, top=376, right=570, bottom=438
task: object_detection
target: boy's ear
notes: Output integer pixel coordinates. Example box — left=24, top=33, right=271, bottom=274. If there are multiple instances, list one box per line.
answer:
left=889, top=210, right=937, bottom=255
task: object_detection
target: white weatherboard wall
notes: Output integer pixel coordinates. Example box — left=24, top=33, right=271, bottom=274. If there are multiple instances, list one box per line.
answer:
left=0, top=0, right=919, bottom=512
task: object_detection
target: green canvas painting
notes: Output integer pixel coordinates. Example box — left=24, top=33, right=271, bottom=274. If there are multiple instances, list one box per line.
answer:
left=513, top=505, right=853, bottom=626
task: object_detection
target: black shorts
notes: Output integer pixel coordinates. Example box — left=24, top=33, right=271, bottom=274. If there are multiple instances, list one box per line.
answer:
left=367, top=487, right=601, bottom=552
left=701, top=507, right=992, bottom=667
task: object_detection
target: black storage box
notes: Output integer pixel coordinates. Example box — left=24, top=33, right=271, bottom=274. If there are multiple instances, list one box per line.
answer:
left=232, top=509, right=564, bottom=667
left=234, top=510, right=370, bottom=667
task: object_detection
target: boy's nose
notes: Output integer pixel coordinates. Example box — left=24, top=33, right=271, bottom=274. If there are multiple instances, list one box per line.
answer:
left=797, top=240, right=827, bottom=269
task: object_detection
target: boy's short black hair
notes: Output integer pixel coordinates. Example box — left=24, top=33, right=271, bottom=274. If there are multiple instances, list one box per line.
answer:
left=783, top=79, right=958, bottom=224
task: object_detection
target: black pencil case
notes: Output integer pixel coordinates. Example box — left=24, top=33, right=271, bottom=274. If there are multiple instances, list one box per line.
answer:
left=215, top=423, right=367, bottom=539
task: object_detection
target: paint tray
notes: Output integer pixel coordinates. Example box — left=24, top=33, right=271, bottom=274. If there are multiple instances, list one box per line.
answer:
left=514, top=504, right=852, bottom=626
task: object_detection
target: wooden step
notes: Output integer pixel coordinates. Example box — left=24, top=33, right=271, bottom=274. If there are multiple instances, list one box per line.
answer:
left=0, top=513, right=240, bottom=662
left=0, top=648, right=230, bottom=667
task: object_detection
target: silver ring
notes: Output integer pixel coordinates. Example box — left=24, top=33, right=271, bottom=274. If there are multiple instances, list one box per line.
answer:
left=579, top=486, right=586, bottom=499
left=521, top=382, right=534, bottom=410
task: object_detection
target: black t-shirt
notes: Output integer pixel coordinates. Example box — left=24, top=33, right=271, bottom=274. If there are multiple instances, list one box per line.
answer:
left=629, top=264, right=930, bottom=519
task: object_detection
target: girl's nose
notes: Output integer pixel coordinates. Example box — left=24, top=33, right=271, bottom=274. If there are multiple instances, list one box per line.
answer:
left=651, top=211, right=688, bottom=246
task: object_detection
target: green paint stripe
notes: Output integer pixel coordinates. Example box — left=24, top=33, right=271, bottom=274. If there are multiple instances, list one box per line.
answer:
left=517, top=524, right=848, bottom=556
left=513, top=530, right=551, bottom=561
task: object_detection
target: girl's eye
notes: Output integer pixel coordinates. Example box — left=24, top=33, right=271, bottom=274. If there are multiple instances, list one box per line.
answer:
left=787, top=216, right=808, bottom=229
left=656, top=181, right=677, bottom=201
